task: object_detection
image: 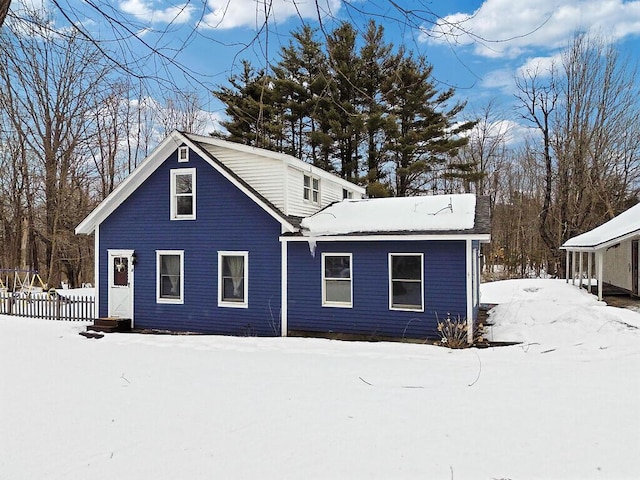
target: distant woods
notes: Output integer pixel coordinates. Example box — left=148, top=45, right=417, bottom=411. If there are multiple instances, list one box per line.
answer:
left=493, top=34, right=640, bottom=277
left=0, top=10, right=639, bottom=286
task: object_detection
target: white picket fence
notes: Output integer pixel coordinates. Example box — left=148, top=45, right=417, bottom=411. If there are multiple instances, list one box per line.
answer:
left=0, top=291, right=95, bottom=322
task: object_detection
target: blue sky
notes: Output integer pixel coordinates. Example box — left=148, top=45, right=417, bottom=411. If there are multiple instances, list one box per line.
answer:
left=14, top=0, right=640, bottom=133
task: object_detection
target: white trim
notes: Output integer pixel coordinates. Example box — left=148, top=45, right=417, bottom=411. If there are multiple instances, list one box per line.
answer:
left=466, top=239, right=473, bottom=344
left=107, top=249, right=135, bottom=323
left=321, top=252, right=353, bottom=308
left=217, top=251, right=249, bottom=308
left=281, top=239, right=288, bottom=336
left=170, top=168, right=196, bottom=220
left=156, top=250, right=184, bottom=304
left=282, top=234, right=491, bottom=243
left=561, top=230, right=640, bottom=251
left=388, top=253, right=424, bottom=312
left=178, top=145, right=189, bottom=163
left=94, top=225, right=100, bottom=320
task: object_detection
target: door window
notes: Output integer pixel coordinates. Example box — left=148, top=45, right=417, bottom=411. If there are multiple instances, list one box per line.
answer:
left=113, top=257, right=129, bottom=286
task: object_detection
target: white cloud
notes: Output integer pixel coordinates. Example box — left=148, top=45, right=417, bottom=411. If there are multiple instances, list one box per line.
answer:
left=200, top=0, right=341, bottom=30
left=516, top=53, right=562, bottom=78
left=119, top=0, right=195, bottom=24
left=426, top=0, right=640, bottom=58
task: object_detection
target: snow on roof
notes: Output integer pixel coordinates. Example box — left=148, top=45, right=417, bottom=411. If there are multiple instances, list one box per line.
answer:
left=300, top=194, right=477, bottom=236
left=562, top=202, right=640, bottom=249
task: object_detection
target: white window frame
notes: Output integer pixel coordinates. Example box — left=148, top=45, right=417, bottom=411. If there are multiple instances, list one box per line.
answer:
left=342, top=188, right=353, bottom=200
left=303, top=174, right=320, bottom=204
left=388, top=253, right=424, bottom=312
left=218, top=251, right=249, bottom=308
left=170, top=168, right=196, bottom=220
left=156, top=250, right=184, bottom=304
left=322, top=253, right=353, bottom=308
left=178, top=146, right=189, bottom=163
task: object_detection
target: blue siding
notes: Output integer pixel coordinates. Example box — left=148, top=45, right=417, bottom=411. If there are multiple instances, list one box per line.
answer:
left=287, top=240, right=468, bottom=340
left=99, top=148, right=282, bottom=335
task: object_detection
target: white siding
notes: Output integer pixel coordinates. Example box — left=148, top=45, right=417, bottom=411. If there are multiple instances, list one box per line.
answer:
left=603, top=241, right=632, bottom=291
left=199, top=144, right=286, bottom=213
left=194, top=138, right=365, bottom=218
left=284, top=166, right=363, bottom=217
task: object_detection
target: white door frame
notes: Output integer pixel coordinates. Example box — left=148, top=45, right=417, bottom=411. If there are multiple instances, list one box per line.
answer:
left=107, top=249, right=135, bottom=325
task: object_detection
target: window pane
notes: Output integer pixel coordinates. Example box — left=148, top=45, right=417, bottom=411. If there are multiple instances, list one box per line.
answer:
left=223, top=256, right=244, bottom=276
left=312, top=190, right=319, bottom=203
left=325, top=256, right=350, bottom=278
left=312, top=178, right=319, bottom=190
left=175, top=174, right=192, bottom=194
left=392, top=255, right=421, bottom=280
left=222, top=277, right=244, bottom=301
left=304, top=175, right=310, bottom=187
left=176, top=196, right=193, bottom=216
left=113, top=257, right=128, bottom=286
left=161, top=255, right=180, bottom=275
left=221, top=255, right=245, bottom=303
left=326, top=279, right=351, bottom=303
left=392, top=280, right=421, bottom=308
left=161, top=275, right=181, bottom=298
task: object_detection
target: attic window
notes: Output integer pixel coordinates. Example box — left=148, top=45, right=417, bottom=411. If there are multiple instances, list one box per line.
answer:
left=304, top=174, right=320, bottom=204
left=178, top=146, right=189, bottom=162
left=342, top=189, right=353, bottom=200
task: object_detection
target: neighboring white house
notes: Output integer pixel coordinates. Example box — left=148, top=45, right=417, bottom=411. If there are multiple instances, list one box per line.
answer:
left=560, top=202, right=640, bottom=300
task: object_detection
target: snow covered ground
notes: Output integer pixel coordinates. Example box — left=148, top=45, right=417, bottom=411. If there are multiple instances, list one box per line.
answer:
left=1, top=279, right=639, bottom=479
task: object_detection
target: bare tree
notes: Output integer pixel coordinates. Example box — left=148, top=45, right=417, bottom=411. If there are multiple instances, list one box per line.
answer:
left=515, top=65, right=558, bottom=258
left=515, top=33, right=640, bottom=275
left=446, top=99, right=511, bottom=200
left=159, top=92, right=210, bottom=136
left=0, top=0, right=9, bottom=28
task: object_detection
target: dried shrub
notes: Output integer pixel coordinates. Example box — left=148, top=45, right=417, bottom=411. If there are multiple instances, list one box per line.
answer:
left=437, top=314, right=484, bottom=349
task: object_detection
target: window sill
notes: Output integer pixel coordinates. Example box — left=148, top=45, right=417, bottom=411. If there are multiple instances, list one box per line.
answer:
left=157, top=298, right=184, bottom=305
left=390, top=305, right=424, bottom=312
left=322, top=302, right=352, bottom=308
left=218, top=301, right=248, bottom=309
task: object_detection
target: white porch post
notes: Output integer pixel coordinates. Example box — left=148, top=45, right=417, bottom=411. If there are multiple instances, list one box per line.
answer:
left=466, top=239, right=474, bottom=345
left=587, top=252, right=592, bottom=293
left=280, top=239, right=288, bottom=337
left=94, top=225, right=100, bottom=319
left=571, top=251, right=576, bottom=286
left=596, top=249, right=604, bottom=301
left=565, top=250, right=570, bottom=283
left=578, top=251, right=584, bottom=287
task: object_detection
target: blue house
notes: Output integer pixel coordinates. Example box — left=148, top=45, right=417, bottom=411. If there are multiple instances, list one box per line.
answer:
left=76, top=131, right=490, bottom=341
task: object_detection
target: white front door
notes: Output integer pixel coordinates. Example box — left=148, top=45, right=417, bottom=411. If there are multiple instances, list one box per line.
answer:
left=108, top=250, right=134, bottom=321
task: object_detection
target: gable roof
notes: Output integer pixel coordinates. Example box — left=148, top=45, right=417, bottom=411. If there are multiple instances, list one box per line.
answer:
left=297, top=194, right=491, bottom=239
left=561, top=201, right=640, bottom=250
left=76, top=130, right=300, bottom=235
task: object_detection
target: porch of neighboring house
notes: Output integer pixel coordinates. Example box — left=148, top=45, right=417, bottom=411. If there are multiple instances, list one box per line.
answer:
left=563, top=245, right=639, bottom=302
